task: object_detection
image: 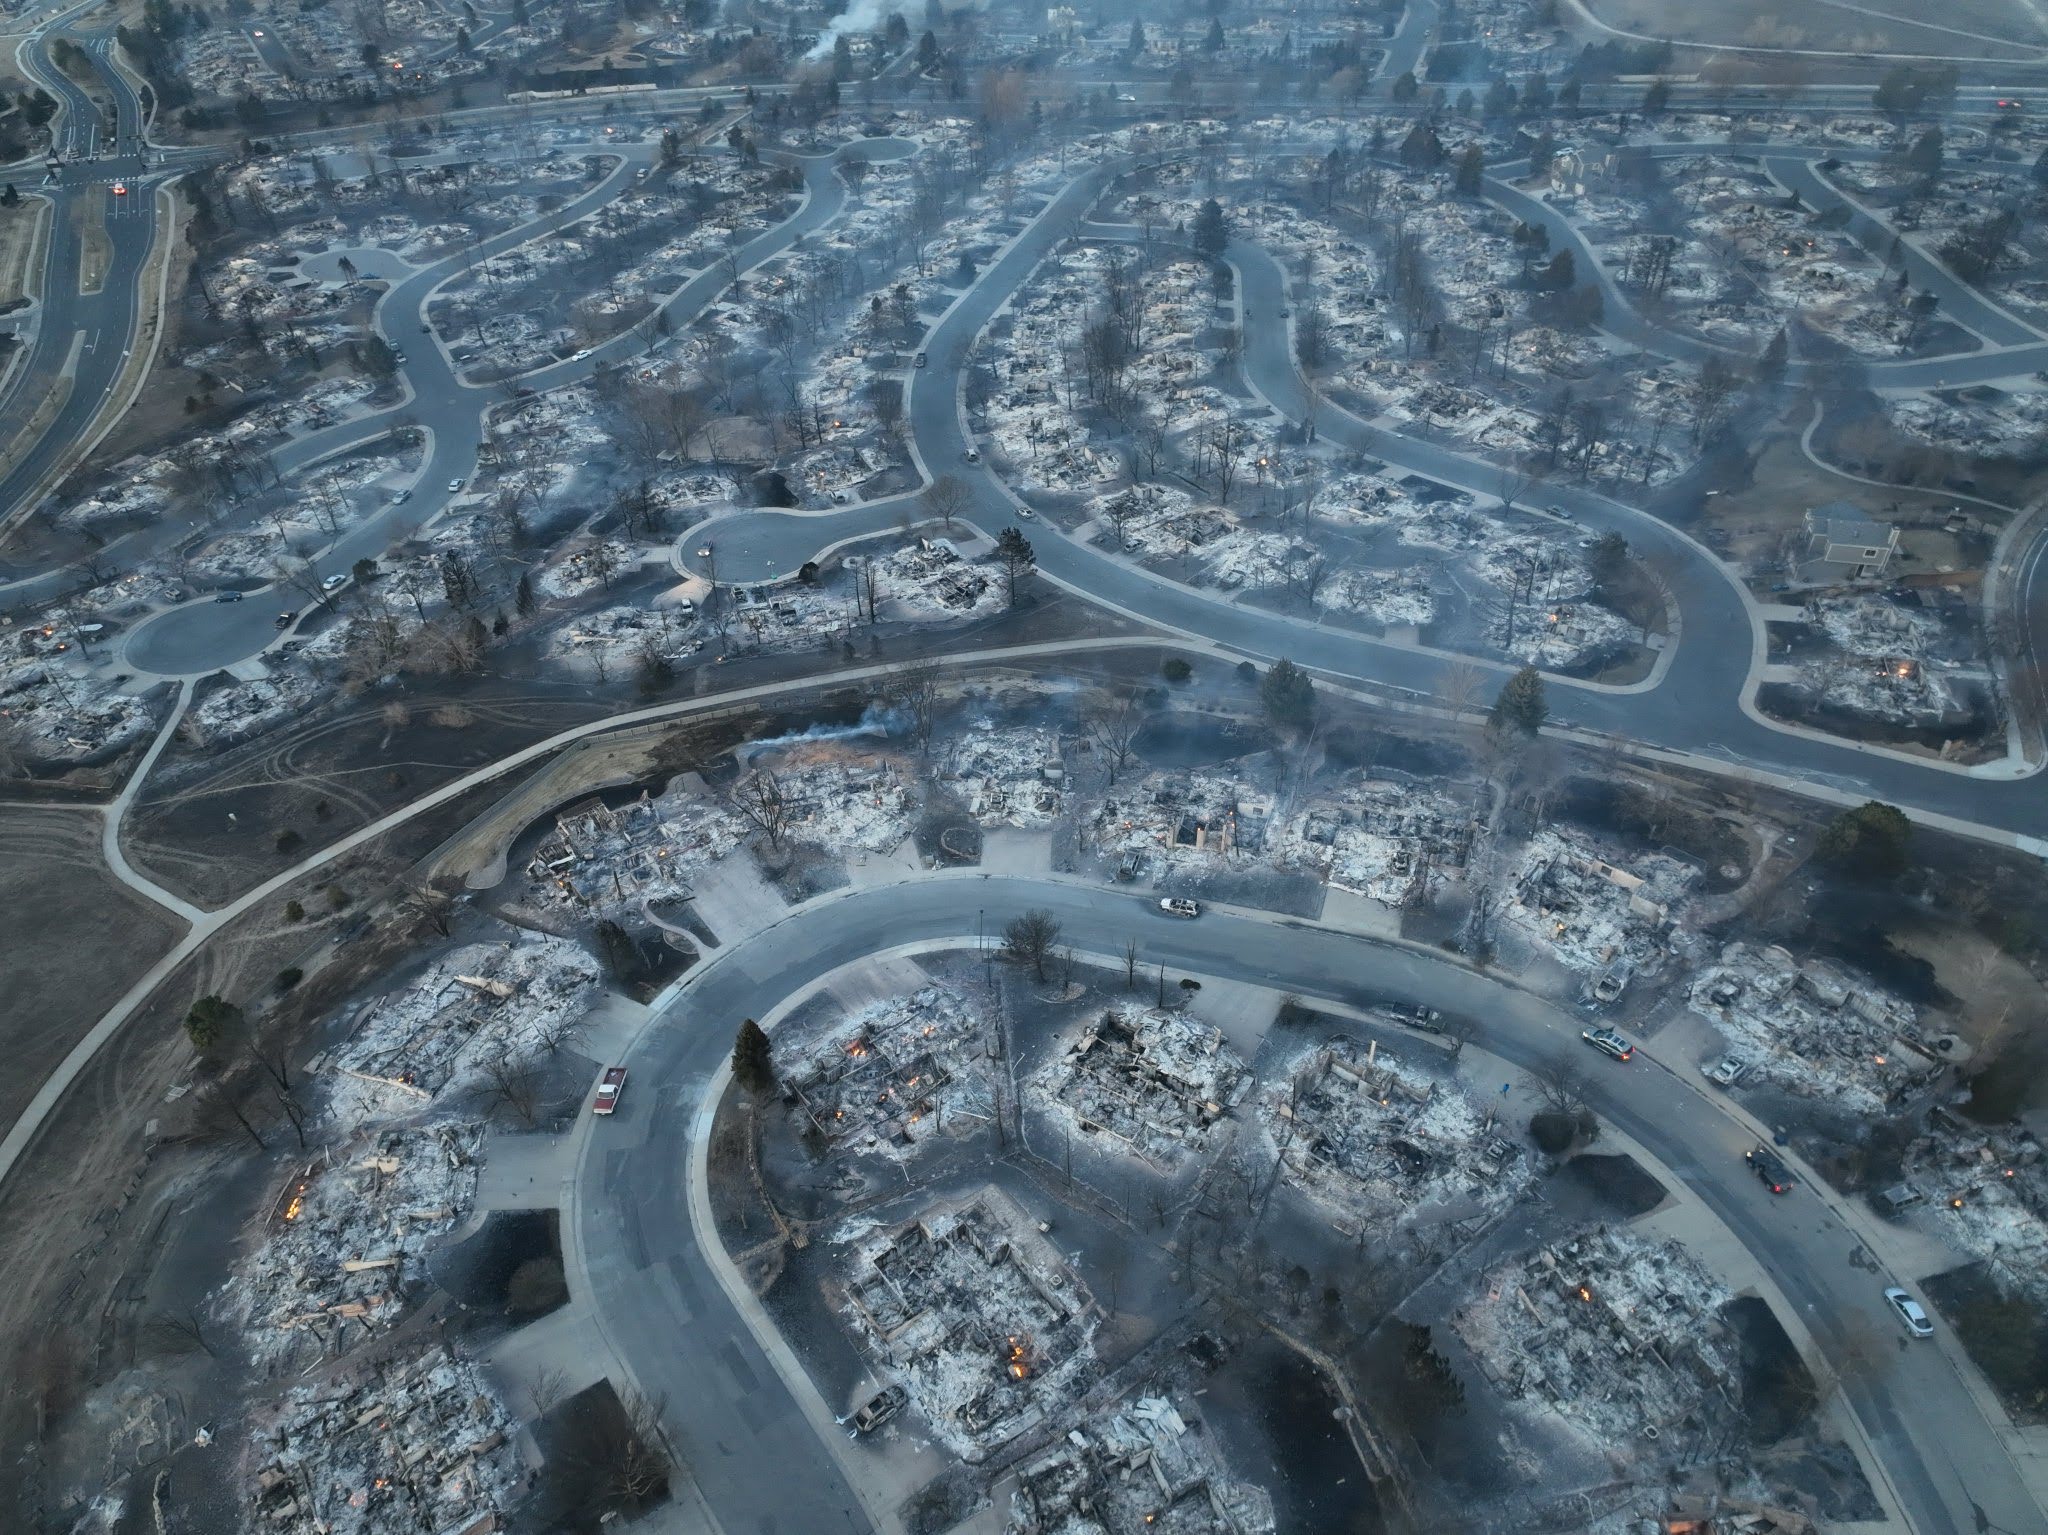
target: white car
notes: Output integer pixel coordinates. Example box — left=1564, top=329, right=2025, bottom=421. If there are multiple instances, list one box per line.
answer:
left=1159, top=897, right=1201, bottom=919
left=447, top=478, right=464, bottom=492
left=320, top=574, right=347, bottom=593
left=1884, top=1286, right=1934, bottom=1338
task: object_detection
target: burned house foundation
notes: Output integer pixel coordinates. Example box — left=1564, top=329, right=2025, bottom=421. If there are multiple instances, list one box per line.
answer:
left=833, top=1189, right=1099, bottom=1461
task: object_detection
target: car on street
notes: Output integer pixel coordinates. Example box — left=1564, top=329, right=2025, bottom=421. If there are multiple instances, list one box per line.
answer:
left=392, top=488, right=412, bottom=504
left=1277, top=306, right=1290, bottom=317
left=1703, top=1056, right=1750, bottom=1088
left=852, top=1383, right=907, bottom=1432
left=964, top=447, right=980, bottom=462
left=593, top=1066, right=627, bottom=1115
left=112, top=181, right=126, bottom=195
left=273, top=611, right=296, bottom=629
left=1885, top=1286, right=1935, bottom=1338
left=913, top=352, right=927, bottom=368
left=1996, top=97, right=2025, bottom=110
left=1159, top=897, right=1201, bottom=919
left=320, top=574, right=347, bottom=593
left=393, top=349, right=406, bottom=363
left=448, top=478, right=464, bottom=492
left=213, top=590, right=244, bottom=603
left=1016, top=507, right=1034, bottom=519
left=1115, top=93, right=1137, bottom=103
left=1746, top=1144, right=1794, bottom=1194
left=1581, top=1027, right=1633, bottom=1061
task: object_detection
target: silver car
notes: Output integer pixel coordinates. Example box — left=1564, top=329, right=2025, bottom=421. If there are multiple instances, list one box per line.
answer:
left=1703, top=1057, right=1750, bottom=1088
left=1884, top=1287, right=1934, bottom=1338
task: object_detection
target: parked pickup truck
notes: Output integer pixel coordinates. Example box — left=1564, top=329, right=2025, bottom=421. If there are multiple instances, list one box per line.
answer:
left=593, top=1066, right=627, bottom=1116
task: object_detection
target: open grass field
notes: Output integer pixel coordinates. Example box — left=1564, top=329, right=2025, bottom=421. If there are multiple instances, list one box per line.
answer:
left=1576, top=0, right=2048, bottom=59
left=0, top=805, right=183, bottom=1132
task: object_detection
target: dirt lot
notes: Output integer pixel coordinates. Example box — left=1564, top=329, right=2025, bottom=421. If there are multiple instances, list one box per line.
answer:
left=124, top=678, right=616, bottom=907
left=0, top=806, right=182, bottom=1131
left=0, top=762, right=524, bottom=1528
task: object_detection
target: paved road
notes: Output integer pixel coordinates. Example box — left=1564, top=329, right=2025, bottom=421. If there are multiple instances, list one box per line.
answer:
left=1480, top=141, right=2048, bottom=375
left=685, top=138, right=2048, bottom=848
left=120, top=136, right=915, bottom=673
left=578, top=874, right=2045, bottom=1535
left=0, top=29, right=158, bottom=538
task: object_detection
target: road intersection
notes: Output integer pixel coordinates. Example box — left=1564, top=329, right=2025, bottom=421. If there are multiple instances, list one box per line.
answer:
left=3, top=9, right=2048, bottom=1534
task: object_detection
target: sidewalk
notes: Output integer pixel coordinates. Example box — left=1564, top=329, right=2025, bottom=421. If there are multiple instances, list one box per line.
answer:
left=1642, top=1006, right=2048, bottom=1517
left=684, top=940, right=1917, bottom=1535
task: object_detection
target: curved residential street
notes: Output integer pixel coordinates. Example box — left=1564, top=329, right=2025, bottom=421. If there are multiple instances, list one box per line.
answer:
left=574, top=875, right=2045, bottom=1535
left=119, top=136, right=915, bottom=674
left=3, top=6, right=2048, bottom=1533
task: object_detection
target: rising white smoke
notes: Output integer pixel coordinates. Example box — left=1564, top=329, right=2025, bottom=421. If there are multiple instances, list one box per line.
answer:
left=805, top=0, right=900, bottom=61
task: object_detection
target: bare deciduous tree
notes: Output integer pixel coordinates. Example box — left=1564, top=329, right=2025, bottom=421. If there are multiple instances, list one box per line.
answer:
left=1437, top=658, right=1486, bottom=721
left=887, top=662, right=943, bottom=758
left=143, top=1308, right=216, bottom=1360
left=919, top=473, right=972, bottom=530
left=1495, top=462, right=1538, bottom=513
left=1440, top=1011, right=1480, bottom=1062
left=573, top=1386, right=673, bottom=1505
left=1087, top=688, right=1144, bottom=785
left=1463, top=881, right=1499, bottom=966
left=525, top=1366, right=570, bottom=1419
left=1529, top=1046, right=1589, bottom=1114
left=729, top=770, right=791, bottom=849
left=477, top=1055, right=543, bottom=1127
left=1003, top=908, right=1062, bottom=982
left=192, top=1078, right=269, bottom=1149
left=401, top=878, right=456, bottom=937
left=246, top=1023, right=295, bottom=1094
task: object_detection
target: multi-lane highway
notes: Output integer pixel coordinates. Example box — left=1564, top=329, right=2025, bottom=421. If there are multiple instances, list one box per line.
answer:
left=0, top=11, right=2043, bottom=1532
left=0, top=25, right=163, bottom=542
left=577, top=876, right=2046, bottom=1535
